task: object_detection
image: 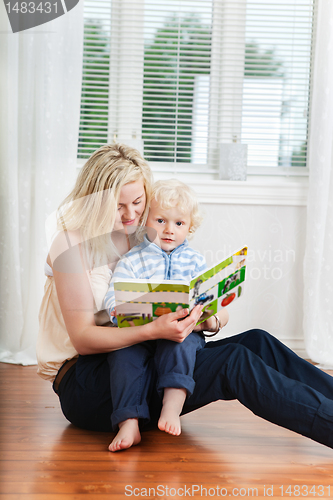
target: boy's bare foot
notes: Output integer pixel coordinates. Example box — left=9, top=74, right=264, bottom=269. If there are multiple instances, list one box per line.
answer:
left=109, top=418, right=141, bottom=452
left=158, top=387, right=187, bottom=436
left=158, top=406, right=182, bottom=435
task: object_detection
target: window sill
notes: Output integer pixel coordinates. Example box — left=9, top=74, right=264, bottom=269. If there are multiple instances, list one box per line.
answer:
left=191, top=177, right=308, bottom=206
left=153, top=173, right=309, bottom=207
left=76, top=162, right=309, bottom=207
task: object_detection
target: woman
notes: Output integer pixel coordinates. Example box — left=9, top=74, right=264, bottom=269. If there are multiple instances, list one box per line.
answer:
left=37, top=143, right=333, bottom=452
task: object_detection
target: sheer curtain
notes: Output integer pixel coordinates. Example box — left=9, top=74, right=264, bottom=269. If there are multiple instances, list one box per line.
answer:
left=0, top=4, right=83, bottom=364
left=303, top=0, right=333, bottom=365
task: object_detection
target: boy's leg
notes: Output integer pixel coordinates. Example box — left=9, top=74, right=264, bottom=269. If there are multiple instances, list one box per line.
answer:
left=182, top=329, right=333, bottom=448
left=56, top=349, right=159, bottom=451
left=155, top=331, right=206, bottom=396
left=107, top=341, right=157, bottom=451
left=107, top=341, right=155, bottom=430
left=155, top=332, right=205, bottom=435
left=158, top=387, right=187, bottom=435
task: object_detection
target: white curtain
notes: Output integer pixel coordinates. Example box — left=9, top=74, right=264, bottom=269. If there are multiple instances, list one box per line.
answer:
left=0, top=4, right=83, bottom=364
left=303, top=0, right=333, bottom=365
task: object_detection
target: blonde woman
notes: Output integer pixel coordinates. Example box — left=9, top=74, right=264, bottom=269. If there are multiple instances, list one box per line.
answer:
left=38, top=143, right=333, bottom=452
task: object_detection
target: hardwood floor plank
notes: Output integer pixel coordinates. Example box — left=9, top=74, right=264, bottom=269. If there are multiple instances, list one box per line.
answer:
left=1, top=481, right=333, bottom=497
left=2, top=459, right=332, bottom=474
left=2, top=469, right=333, bottom=484
left=2, top=363, right=333, bottom=500
left=0, top=496, right=125, bottom=500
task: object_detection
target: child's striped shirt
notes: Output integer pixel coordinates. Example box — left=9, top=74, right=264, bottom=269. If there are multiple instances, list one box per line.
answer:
left=104, top=235, right=207, bottom=319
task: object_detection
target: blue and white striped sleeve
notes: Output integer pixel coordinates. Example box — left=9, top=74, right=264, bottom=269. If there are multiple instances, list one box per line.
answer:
left=104, top=255, right=136, bottom=322
left=104, top=280, right=116, bottom=322
left=112, top=255, right=137, bottom=281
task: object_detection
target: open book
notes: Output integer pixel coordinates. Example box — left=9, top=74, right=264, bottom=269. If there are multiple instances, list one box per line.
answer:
left=113, top=246, right=247, bottom=328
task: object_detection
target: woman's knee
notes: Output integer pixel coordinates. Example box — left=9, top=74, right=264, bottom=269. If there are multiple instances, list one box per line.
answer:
left=243, top=328, right=271, bottom=341
left=217, top=343, right=251, bottom=373
left=240, top=328, right=278, bottom=351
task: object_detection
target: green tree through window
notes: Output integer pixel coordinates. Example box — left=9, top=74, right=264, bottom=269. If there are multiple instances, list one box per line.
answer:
left=78, top=22, right=110, bottom=159
left=78, top=17, right=301, bottom=167
left=142, top=15, right=211, bottom=162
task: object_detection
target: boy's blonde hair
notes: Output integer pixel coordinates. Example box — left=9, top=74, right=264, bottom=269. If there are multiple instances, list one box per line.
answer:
left=151, top=179, right=203, bottom=237
left=57, top=143, right=153, bottom=265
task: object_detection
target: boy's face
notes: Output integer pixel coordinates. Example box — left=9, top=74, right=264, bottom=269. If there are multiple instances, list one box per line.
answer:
left=146, top=199, right=191, bottom=252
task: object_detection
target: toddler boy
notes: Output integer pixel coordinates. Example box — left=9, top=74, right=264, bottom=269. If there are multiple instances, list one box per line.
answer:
left=105, top=180, right=219, bottom=451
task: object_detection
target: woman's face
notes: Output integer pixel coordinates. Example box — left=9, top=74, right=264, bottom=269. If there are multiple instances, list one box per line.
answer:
left=114, top=180, right=146, bottom=230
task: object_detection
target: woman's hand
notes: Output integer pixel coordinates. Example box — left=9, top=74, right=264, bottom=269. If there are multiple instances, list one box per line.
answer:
left=193, top=308, right=229, bottom=334
left=149, top=304, right=204, bottom=343
left=193, top=314, right=216, bottom=333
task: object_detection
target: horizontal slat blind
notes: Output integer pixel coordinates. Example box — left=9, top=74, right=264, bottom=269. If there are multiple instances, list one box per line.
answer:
left=142, top=0, right=213, bottom=165
left=78, top=0, right=315, bottom=172
left=242, top=0, right=315, bottom=169
left=78, top=0, right=112, bottom=159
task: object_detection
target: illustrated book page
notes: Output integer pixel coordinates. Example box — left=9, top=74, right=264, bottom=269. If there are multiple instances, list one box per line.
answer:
left=113, top=246, right=247, bottom=328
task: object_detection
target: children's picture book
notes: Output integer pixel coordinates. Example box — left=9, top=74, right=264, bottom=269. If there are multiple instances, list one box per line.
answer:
left=113, top=246, right=247, bottom=328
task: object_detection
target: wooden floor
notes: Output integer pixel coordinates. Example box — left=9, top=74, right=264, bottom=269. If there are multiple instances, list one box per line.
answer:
left=1, top=364, right=333, bottom=500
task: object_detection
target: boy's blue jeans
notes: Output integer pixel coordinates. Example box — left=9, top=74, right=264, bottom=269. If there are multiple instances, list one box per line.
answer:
left=106, top=331, right=206, bottom=429
left=55, top=329, right=333, bottom=449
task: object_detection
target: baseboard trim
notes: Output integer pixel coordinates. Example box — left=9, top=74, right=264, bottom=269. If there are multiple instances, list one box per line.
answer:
left=280, top=338, right=307, bottom=359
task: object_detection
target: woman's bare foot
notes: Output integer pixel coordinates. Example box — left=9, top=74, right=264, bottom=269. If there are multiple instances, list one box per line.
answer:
left=158, top=387, right=187, bottom=436
left=109, top=418, right=141, bottom=452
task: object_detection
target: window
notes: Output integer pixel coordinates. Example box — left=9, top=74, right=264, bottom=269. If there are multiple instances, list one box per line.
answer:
left=78, top=0, right=316, bottom=176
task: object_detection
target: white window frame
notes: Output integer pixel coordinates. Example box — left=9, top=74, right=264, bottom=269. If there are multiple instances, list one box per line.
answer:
left=78, top=0, right=314, bottom=206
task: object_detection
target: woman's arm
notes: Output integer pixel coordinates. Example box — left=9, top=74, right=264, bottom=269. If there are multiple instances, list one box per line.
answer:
left=55, top=265, right=203, bottom=355
left=51, top=232, right=203, bottom=355
left=217, top=308, right=229, bottom=328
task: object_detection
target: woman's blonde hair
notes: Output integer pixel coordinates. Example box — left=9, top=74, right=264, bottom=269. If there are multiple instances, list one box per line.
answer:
left=151, top=179, right=203, bottom=237
left=57, top=143, right=153, bottom=265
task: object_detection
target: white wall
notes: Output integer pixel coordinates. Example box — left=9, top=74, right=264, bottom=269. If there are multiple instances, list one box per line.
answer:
left=190, top=203, right=307, bottom=356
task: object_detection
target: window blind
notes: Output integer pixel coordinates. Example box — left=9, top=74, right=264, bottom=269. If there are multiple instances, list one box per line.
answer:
left=242, top=0, right=315, bottom=170
left=78, top=0, right=316, bottom=173
left=142, top=0, right=213, bottom=166
left=78, top=1, right=112, bottom=159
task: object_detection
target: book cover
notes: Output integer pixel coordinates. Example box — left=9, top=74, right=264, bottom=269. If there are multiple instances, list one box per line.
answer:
left=114, top=246, right=247, bottom=328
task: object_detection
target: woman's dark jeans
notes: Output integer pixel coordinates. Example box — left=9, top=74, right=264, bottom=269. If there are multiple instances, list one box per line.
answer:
left=55, top=329, right=333, bottom=448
